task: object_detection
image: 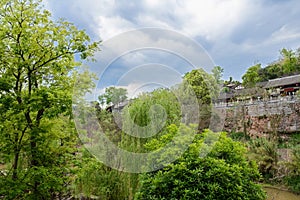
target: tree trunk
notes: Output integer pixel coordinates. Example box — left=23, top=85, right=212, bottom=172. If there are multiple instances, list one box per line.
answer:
left=12, top=150, right=20, bottom=180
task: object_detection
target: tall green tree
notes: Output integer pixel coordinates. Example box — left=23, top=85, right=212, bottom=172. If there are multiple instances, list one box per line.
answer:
left=242, top=64, right=262, bottom=88
left=98, top=86, right=128, bottom=106
left=252, top=48, right=300, bottom=81
left=119, top=88, right=181, bottom=198
left=183, top=69, right=218, bottom=131
left=74, top=88, right=182, bottom=199
left=211, top=66, right=224, bottom=85
left=280, top=48, right=298, bottom=74
left=0, top=0, right=99, bottom=198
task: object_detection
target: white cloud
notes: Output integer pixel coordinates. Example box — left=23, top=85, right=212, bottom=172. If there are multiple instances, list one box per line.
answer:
left=87, top=0, right=257, bottom=42
left=269, top=25, right=300, bottom=44
left=90, top=27, right=215, bottom=94
left=97, top=16, right=135, bottom=40
left=119, top=82, right=146, bottom=98
left=174, top=0, right=253, bottom=40
left=135, top=15, right=172, bottom=29
left=96, top=83, right=155, bottom=99
left=46, top=0, right=300, bottom=81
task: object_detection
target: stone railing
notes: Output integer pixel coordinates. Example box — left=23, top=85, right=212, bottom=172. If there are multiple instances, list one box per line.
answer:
left=214, top=95, right=299, bottom=108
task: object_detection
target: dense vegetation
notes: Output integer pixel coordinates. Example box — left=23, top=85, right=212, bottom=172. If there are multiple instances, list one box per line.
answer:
left=229, top=131, right=300, bottom=194
left=0, top=0, right=99, bottom=198
left=0, top=0, right=299, bottom=199
left=136, top=130, right=266, bottom=200
left=230, top=47, right=300, bottom=194
left=242, top=48, right=300, bottom=87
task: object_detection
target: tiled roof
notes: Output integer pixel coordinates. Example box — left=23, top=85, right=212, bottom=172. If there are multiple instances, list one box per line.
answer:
left=264, top=74, right=300, bottom=88
left=255, top=81, right=268, bottom=88
left=217, top=87, right=266, bottom=100
left=217, top=92, right=234, bottom=100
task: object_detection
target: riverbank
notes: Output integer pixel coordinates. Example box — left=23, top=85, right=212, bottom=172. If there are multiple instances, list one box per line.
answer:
left=264, top=186, right=300, bottom=200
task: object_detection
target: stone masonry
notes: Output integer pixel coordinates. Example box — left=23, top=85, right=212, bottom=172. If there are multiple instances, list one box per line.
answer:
left=215, top=100, right=300, bottom=137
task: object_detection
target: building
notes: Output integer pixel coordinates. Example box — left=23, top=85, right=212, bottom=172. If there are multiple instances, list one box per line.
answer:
left=216, top=74, right=300, bottom=106
left=264, top=74, right=300, bottom=96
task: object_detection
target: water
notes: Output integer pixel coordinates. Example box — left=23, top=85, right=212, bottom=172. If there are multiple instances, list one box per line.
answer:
left=265, top=187, right=300, bottom=200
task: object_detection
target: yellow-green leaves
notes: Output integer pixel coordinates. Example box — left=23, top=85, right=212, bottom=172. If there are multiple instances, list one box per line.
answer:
left=0, top=0, right=99, bottom=198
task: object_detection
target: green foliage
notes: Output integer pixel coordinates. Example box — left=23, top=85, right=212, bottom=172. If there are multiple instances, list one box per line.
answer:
left=73, top=103, right=139, bottom=200
left=246, top=138, right=279, bottom=180
left=75, top=88, right=182, bottom=199
left=99, top=111, right=122, bottom=143
left=229, top=132, right=251, bottom=142
left=0, top=0, right=99, bottom=198
left=143, top=124, right=197, bottom=171
left=74, top=149, right=132, bottom=200
left=280, top=48, right=298, bottom=74
left=242, top=64, right=262, bottom=88
left=121, top=88, right=181, bottom=153
left=245, top=134, right=300, bottom=192
left=184, top=69, right=218, bottom=104
left=113, top=89, right=182, bottom=197
left=136, top=129, right=266, bottom=200
left=278, top=133, right=300, bottom=148
left=98, top=86, right=128, bottom=106
left=223, top=76, right=241, bottom=86
left=129, top=89, right=179, bottom=125
left=284, top=145, right=300, bottom=193
left=183, top=69, right=218, bottom=131
left=211, top=66, right=224, bottom=85
left=259, top=63, right=282, bottom=81
left=251, top=48, right=300, bottom=82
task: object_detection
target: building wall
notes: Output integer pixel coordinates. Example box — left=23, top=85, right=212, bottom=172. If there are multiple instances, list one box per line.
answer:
left=215, top=99, right=300, bottom=137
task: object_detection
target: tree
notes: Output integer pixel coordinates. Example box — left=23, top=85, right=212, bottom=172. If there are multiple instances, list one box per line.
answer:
left=98, top=86, right=128, bottom=106
left=253, top=48, right=300, bottom=81
left=75, top=88, right=185, bottom=199
left=136, top=129, right=266, bottom=200
left=118, top=89, right=182, bottom=198
left=183, top=69, right=218, bottom=131
left=74, top=149, right=132, bottom=200
left=211, top=66, right=224, bottom=85
left=280, top=48, right=297, bottom=75
left=242, top=64, right=262, bottom=88
left=263, top=63, right=283, bottom=80
left=122, top=88, right=180, bottom=132
left=0, top=0, right=99, bottom=198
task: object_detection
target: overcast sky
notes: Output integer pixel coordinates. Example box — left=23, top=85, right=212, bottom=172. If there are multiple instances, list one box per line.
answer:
left=44, top=0, right=300, bottom=98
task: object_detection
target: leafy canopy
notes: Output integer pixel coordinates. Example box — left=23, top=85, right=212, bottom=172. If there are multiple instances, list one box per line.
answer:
left=136, top=129, right=266, bottom=200
left=98, top=86, right=128, bottom=106
left=242, top=64, right=262, bottom=88
left=0, top=0, right=99, bottom=198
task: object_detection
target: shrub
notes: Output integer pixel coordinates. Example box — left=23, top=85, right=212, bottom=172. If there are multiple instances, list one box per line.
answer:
left=285, top=145, right=300, bottom=193
left=136, top=129, right=266, bottom=200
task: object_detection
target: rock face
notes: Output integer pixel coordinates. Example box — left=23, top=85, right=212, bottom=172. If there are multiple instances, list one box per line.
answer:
left=215, top=100, right=300, bottom=137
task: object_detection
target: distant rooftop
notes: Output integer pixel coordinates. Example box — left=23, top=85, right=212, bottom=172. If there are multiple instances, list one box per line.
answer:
left=264, top=74, right=300, bottom=89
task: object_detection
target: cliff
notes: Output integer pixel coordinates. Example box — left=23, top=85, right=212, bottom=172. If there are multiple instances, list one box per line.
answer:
left=215, top=99, right=300, bottom=137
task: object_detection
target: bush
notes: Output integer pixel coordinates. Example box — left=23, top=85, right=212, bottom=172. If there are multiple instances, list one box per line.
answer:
left=285, top=146, right=300, bottom=193
left=246, top=138, right=279, bottom=180
left=229, top=132, right=250, bottom=141
left=135, top=129, right=266, bottom=200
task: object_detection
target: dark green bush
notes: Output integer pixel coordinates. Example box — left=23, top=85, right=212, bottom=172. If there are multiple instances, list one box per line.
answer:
left=136, top=129, right=266, bottom=200
left=285, top=146, right=300, bottom=193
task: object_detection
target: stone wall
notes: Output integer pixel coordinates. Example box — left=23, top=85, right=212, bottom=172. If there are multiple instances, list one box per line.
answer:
left=215, top=100, right=300, bottom=137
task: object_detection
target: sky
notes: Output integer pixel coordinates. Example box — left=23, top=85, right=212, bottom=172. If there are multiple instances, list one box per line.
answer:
left=44, top=0, right=300, bottom=99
